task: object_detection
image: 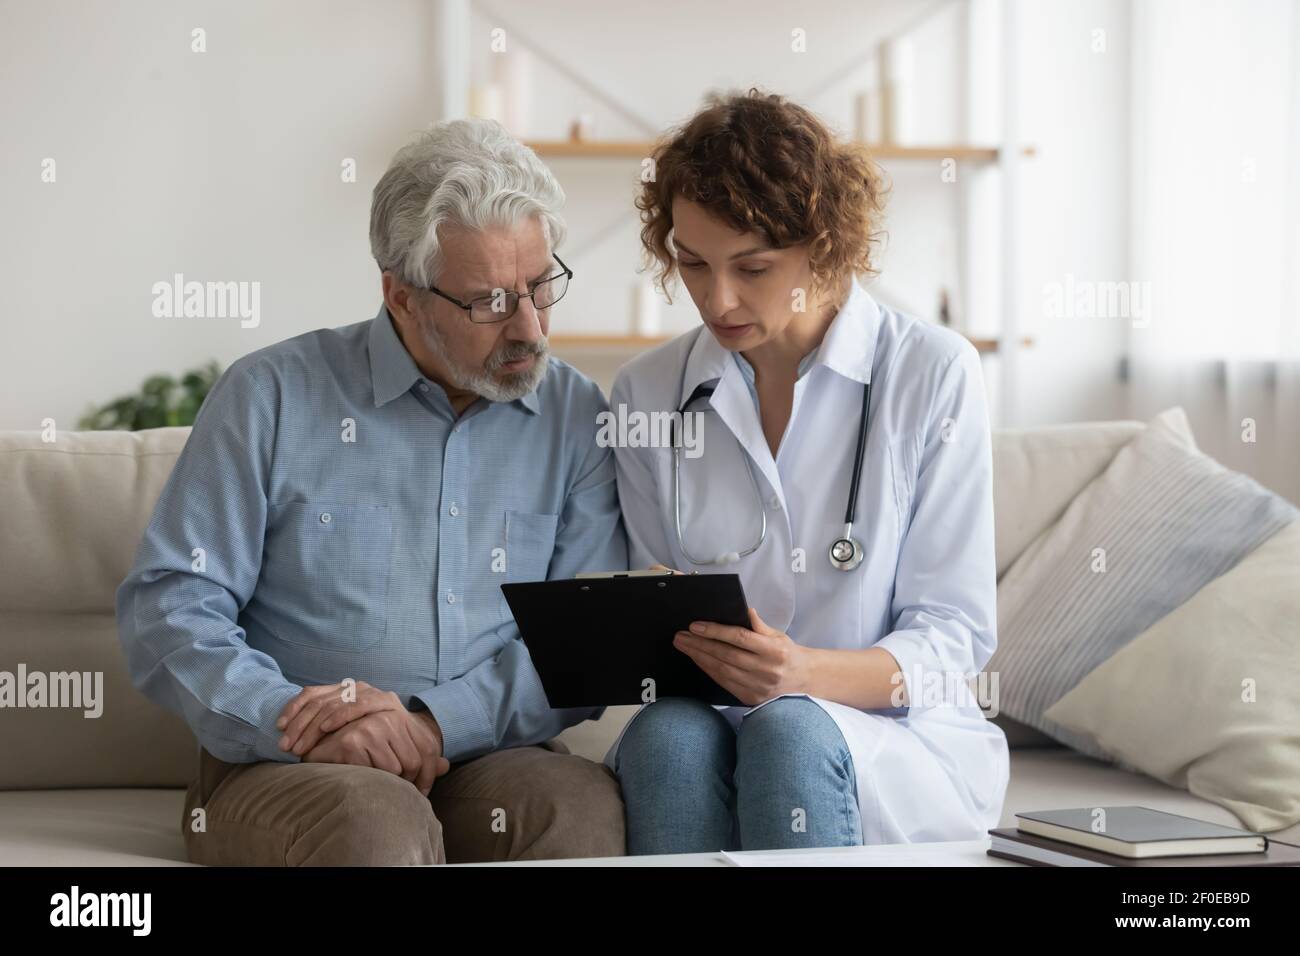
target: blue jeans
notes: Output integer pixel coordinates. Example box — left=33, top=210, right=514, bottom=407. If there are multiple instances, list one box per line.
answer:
left=614, top=696, right=862, bottom=854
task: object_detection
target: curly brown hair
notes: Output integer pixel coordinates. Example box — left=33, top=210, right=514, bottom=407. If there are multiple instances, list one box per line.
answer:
left=637, top=88, right=889, bottom=302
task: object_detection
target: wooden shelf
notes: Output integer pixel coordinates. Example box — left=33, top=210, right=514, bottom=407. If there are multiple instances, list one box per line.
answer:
left=967, top=335, right=1035, bottom=353
left=552, top=333, right=1033, bottom=353
left=550, top=334, right=670, bottom=348
left=526, top=140, right=656, bottom=158
left=525, top=140, right=1032, bottom=162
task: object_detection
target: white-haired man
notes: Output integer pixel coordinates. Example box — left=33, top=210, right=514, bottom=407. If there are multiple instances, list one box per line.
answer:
left=116, top=119, right=629, bottom=865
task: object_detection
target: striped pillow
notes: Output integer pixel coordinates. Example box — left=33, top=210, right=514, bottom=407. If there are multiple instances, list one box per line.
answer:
left=988, top=407, right=1299, bottom=760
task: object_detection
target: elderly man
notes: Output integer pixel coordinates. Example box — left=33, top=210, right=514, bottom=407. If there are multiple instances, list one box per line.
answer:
left=116, top=119, right=629, bottom=865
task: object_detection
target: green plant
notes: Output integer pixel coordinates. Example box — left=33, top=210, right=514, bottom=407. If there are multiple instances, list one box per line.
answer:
left=77, top=360, right=222, bottom=431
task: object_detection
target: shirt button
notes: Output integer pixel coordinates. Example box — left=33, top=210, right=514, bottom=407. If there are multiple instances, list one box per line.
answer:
left=769, top=496, right=781, bottom=509
left=448, top=504, right=459, bottom=517
left=446, top=591, right=456, bottom=604
left=319, top=512, right=332, bottom=524
left=418, top=382, right=430, bottom=393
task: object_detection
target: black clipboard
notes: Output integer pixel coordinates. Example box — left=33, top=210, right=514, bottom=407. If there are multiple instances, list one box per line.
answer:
left=501, top=573, right=750, bottom=707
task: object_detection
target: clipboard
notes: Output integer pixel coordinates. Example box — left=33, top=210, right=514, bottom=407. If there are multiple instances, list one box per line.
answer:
left=501, top=573, right=751, bottom=707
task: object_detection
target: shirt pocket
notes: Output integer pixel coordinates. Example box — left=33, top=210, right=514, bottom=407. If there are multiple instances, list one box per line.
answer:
left=499, top=512, right=556, bottom=587
left=503, top=509, right=559, bottom=583
left=492, top=510, right=559, bottom=630
left=259, top=501, right=393, bottom=651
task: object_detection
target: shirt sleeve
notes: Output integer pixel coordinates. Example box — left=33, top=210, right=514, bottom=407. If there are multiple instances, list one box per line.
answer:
left=412, top=383, right=630, bottom=762
left=608, top=370, right=677, bottom=569
left=115, top=359, right=303, bottom=764
left=872, top=342, right=997, bottom=714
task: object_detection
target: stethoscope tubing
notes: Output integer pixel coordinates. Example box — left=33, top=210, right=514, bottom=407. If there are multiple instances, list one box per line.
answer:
left=844, top=380, right=872, bottom=525
left=670, top=376, right=871, bottom=570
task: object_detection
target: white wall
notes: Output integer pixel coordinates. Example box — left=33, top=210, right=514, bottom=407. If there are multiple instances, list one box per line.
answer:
left=1, top=0, right=1130, bottom=434
left=1011, top=0, right=1132, bottom=426
left=1, top=0, right=440, bottom=429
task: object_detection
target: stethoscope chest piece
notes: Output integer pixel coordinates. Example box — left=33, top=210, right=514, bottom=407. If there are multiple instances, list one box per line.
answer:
left=829, top=535, right=864, bottom=572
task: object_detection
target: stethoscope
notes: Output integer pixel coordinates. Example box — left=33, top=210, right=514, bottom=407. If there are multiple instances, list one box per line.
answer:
left=670, top=378, right=872, bottom=572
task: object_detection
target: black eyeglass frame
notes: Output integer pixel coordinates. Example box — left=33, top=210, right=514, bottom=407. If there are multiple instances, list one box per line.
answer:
left=420, top=253, right=574, bottom=323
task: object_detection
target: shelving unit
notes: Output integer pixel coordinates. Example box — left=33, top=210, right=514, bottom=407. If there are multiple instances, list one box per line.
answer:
left=533, top=130, right=1035, bottom=362
left=437, top=0, right=1034, bottom=420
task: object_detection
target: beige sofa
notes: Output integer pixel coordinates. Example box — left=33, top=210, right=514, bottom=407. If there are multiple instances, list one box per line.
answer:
left=3, top=420, right=1294, bottom=865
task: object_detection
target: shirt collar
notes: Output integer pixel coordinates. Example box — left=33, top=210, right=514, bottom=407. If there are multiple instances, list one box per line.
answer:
left=369, top=304, right=423, bottom=407
left=677, top=276, right=881, bottom=408
left=514, top=380, right=541, bottom=414
left=368, top=303, right=541, bottom=414
left=809, top=276, right=880, bottom=385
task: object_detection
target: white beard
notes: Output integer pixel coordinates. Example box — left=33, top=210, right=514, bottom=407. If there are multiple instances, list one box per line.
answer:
left=418, top=314, right=550, bottom=403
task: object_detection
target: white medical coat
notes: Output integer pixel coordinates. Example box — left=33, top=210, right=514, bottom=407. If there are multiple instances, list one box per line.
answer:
left=603, top=278, right=1010, bottom=844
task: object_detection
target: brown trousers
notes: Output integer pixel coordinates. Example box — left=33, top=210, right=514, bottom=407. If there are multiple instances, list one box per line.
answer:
left=181, top=739, right=626, bottom=865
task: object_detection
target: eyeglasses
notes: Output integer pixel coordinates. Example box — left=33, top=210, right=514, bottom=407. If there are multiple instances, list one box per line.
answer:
left=421, top=254, right=573, bottom=324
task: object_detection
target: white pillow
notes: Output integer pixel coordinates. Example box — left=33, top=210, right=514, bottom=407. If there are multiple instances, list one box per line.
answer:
left=987, top=407, right=1298, bottom=759
left=1045, top=520, right=1300, bottom=832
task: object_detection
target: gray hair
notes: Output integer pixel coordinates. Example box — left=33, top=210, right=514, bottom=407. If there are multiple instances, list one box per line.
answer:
left=369, top=118, right=567, bottom=288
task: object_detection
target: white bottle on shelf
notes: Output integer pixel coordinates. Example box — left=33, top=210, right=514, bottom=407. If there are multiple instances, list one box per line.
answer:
left=630, top=279, right=661, bottom=337
left=854, top=89, right=883, bottom=145
left=878, top=35, right=915, bottom=145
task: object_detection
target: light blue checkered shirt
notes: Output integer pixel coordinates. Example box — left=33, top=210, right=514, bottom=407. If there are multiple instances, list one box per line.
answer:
left=116, top=305, right=628, bottom=764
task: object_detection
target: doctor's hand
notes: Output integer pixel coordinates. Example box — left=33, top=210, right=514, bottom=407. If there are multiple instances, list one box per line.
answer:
left=674, top=607, right=811, bottom=707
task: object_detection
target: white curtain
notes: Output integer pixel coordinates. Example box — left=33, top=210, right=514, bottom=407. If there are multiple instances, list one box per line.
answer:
left=1127, top=0, right=1300, bottom=506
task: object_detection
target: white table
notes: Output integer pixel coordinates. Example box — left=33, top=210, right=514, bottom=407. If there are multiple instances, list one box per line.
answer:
left=452, top=838, right=1023, bottom=866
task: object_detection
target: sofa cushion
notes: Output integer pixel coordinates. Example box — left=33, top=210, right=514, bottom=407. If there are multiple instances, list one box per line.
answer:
left=0, top=428, right=189, bottom=612
left=0, top=789, right=191, bottom=865
left=991, top=419, right=1148, bottom=580
left=0, top=611, right=196, bottom=790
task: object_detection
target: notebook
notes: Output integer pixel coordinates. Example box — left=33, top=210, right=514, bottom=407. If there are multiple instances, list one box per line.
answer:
left=1012, top=806, right=1266, bottom=859
left=988, top=828, right=1300, bottom=867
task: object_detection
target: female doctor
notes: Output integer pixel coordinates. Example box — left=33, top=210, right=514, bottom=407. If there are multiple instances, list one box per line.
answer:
left=606, top=90, right=1010, bottom=854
